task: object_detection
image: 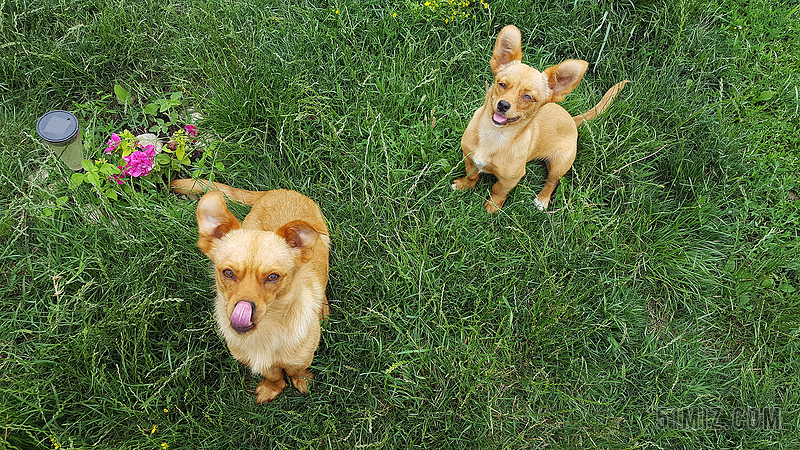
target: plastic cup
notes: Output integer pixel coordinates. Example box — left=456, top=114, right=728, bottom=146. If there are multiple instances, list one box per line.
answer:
left=36, top=110, right=84, bottom=170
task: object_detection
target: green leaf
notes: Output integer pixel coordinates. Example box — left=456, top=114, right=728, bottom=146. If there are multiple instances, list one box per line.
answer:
left=70, top=172, right=86, bottom=187
left=81, top=159, right=95, bottom=172
left=86, top=171, right=100, bottom=186
left=143, top=103, right=159, bottom=115
left=170, top=91, right=183, bottom=101
left=114, top=84, right=131, bottom=104
left=155, top=153, right=172, bottom=166
left=105, top=189, right=118, bottom=201
left=99, top=163, right=121, bottom=176
left=754, top=91, right=775, bottom=102
left=723, top=259, right=736, bottom=273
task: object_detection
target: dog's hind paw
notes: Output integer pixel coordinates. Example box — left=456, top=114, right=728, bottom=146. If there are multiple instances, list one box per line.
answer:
left=290, top=372, right=314, bottom=395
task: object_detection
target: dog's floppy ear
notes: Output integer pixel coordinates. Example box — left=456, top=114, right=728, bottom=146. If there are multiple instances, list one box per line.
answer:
left=196, top=190, right=241, bottom=255
left=490, top=25, right=523, bottom=75
left=543, top=59, right=588, bottom=102
left=277, top=220, right=321, bottom=263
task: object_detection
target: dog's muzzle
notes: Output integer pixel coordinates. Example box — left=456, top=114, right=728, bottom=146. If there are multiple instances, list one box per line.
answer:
left=492, top=100, right=520, bottom=126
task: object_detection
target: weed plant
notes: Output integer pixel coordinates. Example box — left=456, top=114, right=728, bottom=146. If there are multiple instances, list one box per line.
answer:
left=1, top=0, right=798, bottom=448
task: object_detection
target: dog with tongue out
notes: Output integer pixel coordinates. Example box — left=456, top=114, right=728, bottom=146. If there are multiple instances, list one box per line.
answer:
left=171, top=178, right=330, bottom=404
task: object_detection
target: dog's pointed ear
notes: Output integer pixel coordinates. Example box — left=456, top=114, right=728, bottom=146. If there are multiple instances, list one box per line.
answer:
left=490, top=25, right=523, bottom=75
left=277, top=220, right=322, bottom=263
left=196, top=190, right=241, bottom=255
left=543, top=59, right=588, bottom=102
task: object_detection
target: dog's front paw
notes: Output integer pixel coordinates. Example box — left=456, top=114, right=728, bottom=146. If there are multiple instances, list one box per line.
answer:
left=484, top=198, right=502, bottom=214
left=255, top=378, right=287, bottom=404
left=451, top=177, right=476, bottom=191
left=533, top=198, right=548, bottom=211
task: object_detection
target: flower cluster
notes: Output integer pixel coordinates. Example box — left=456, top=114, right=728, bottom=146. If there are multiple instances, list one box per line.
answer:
left=416, top=0, right=489, bottom=24
left=71, top=124, right=205, bottom=202
left=103, top=130, right=155, bottom=183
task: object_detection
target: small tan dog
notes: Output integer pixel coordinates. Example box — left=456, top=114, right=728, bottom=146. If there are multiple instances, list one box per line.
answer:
left=452, top=25, right=629, bottom=212
left=171, top=179, right=330, bottom=404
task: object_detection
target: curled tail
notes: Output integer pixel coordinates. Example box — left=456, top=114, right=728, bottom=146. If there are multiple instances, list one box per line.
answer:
left=573, top=80, right=630, bottom=127
left=170, top=178, right=265, bottom=206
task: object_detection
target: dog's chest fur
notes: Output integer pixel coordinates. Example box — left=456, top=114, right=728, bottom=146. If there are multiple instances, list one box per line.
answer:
left=472, top=114, right=531, bottom=173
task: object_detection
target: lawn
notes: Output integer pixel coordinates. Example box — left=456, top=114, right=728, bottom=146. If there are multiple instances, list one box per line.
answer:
left=1, top=0, right=798, bottom=448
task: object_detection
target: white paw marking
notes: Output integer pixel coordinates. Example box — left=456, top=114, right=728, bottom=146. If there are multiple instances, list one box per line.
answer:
left=534, top=198, right=547, bottom=211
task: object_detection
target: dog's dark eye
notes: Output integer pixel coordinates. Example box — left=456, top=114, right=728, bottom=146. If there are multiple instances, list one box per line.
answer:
left=266, top=273, right=280, bottom=283
left=523, top=94, right=535, bottom=101
left=222, top=269, right=235, bottom=279
left=499, top=82, right=507, bottom=89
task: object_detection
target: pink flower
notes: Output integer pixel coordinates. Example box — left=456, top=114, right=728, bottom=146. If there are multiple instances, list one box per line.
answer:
left=105, top=133, right=121, bottom=154
left=185, top=125, right=198, bottom=137
left=109, top=168, right=127, bottom=185
left=121, top=144, right=155, bottom=178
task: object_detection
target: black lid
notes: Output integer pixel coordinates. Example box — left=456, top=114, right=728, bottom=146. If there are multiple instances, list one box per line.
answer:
left=36, top=110, right=79, bottom=144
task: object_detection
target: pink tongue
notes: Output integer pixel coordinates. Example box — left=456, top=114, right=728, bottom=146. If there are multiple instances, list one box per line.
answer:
left=493, top=112, right=507, bottom=124
left=231, top=301, right=253, bottom=328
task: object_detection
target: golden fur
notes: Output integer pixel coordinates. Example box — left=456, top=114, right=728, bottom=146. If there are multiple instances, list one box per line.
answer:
left=452, top=25, right=629, bottom=212
left=171, top=178, right=330, bottom=404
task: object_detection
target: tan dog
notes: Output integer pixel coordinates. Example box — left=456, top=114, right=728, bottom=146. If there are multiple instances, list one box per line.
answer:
left=171, top=179, right=330, bottom=404
left=452, top=25, right=629, bottom=212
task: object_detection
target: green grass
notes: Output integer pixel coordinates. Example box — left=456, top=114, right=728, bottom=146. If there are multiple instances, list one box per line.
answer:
left=2, top=0, right=799, bottom=448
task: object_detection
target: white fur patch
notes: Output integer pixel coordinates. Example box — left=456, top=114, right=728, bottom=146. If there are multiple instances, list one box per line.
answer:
left=534, top=198, right=547, bottom=211
left=473, top=157, right=488, bottom=173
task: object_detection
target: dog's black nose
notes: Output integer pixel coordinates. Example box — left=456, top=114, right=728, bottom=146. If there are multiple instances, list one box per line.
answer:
left=497, top=100, right=510, bottom=113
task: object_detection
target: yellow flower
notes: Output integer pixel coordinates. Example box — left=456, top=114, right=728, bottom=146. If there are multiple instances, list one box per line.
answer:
left=161, top=443, right=169, bottom=449
left=163, top=408, right=169, bottom=413
left=393, top=13, right=396, bottom=17
left=151, top=425, right=158, bottom=434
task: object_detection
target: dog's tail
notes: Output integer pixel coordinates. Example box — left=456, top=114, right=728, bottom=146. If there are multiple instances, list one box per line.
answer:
left=572, top=80, right=629, bottom=127
left=170, top=178, right=265, bottom=206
